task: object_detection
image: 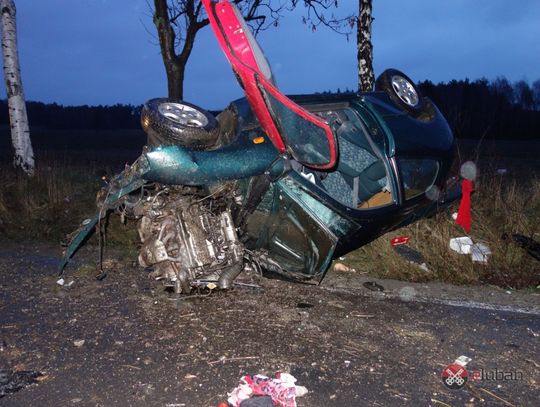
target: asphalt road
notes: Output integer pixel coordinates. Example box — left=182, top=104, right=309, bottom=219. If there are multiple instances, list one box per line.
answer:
left=0, top=243, right=539, bottom=406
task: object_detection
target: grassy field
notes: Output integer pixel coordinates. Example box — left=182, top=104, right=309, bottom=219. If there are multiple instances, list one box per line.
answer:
left=0, top=137, right=539, bottom=289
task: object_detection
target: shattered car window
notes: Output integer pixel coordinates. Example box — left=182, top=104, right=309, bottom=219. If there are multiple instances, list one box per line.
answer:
left=261, top=87, right=334, bottom=167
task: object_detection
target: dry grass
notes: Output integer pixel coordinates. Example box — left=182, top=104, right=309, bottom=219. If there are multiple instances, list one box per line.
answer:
left=345, top=170, right=540, bottom=289
left=1, top=143, right=539, bottom=289
left=0, top=153, right=138, bottom=248
left=0, top=160, right=95, bottom=240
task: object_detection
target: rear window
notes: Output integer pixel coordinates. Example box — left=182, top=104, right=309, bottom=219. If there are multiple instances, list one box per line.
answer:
left=398, top=159, right=439, bottom=200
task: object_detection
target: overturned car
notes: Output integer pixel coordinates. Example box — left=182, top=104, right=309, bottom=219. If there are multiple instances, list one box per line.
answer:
left=60, top=0, right=459, bottom=293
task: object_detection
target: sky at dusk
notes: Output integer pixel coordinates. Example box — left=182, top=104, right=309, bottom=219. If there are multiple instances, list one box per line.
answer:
left=1, top=0, right=539, bottom=110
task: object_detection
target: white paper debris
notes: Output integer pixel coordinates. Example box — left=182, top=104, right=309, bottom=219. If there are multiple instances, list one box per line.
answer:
left=454, top=355, right=472, bottom=366
left=449, top=237, right=474, bottom=254
left=450, top=237, right=491, bottom=264
left=470, top=243, right=491, bottom=263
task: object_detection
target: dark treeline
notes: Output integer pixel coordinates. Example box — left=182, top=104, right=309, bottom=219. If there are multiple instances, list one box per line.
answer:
left=0, top=101, right=142, bottom=130
left=328, top=77, right=540, bottom=140
left=1, top=77, right=539, bottom=139
left=419, top=77, right=540, bottom=139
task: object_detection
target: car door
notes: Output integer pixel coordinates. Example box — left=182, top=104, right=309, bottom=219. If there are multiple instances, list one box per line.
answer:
left=202, top=0, right=337, bottom=170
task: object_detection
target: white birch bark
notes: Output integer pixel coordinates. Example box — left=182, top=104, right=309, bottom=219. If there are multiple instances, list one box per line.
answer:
left=357, top=0, right=374, bottom=92
left=1, top=0, right=34, bottom=175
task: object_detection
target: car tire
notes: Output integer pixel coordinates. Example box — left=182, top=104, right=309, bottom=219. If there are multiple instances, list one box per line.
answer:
left=375, top=69, right=431, bottom=119
left=142, top=98, right=219, bottom=149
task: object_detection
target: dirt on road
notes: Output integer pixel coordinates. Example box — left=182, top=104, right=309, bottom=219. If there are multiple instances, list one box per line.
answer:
left=1, top=243, right=539, bottom=406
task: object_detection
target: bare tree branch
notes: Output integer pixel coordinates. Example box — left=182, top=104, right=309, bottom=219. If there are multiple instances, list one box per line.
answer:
left=152, top=0, right=291, bottom=99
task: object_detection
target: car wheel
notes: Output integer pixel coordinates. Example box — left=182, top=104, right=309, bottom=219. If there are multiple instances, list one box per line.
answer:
left=375, top=69, right=430, bottom=119
left=142, top=98, right=219, bottom=149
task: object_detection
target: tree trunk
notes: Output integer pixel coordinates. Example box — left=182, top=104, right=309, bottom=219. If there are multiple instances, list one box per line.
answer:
left=153, top=0, right=199, bottom=100
left=1, top=0, right=34, bottom=175
left=357, top=0, right=374, bottom=92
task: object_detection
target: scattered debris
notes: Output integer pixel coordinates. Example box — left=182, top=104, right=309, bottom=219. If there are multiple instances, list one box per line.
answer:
left=431, top=399, right=453, bottom=407
left=454, top=355, right=472, bottom=366
left=333, top=263, right=356, bottom=273
left=449, top=237, right=474, bottom=254
left=476, top=386, right=517, bottom=407
left=0, top=369, right=43, bottom=397
left=56, top=278, right=74, bottom=287
left=470, top=243, right=491, bottom=263
left=73, top=339, right=85, bottom=347
left=502, top=233, right=540, bottom=261
left=390, top=235, right=410, bottom=247
left=496, top=168, right=508, bottom=175
left=226, top=373, right=307, bottom=407
left=525, top=358, right=540, bottom=369
left=232, top=282, right=263, bottom=290
left=391, top=241, right=430, bottom=271
left=208, top=356, right=259, bottom=366
left=363, top=281, right=384, bottom=292
left=449, top=237, right=491, bottom=263
left=349, top=311, right=374, bottom=318
left=393, top=245, right=425, bottom=265
left=526, top=327, right=539, bottom=338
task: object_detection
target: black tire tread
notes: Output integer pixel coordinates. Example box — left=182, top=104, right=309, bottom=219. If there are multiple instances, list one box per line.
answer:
left=142, top=98, right=220, bottom=149
left=375, top=68, right=430, bottom=119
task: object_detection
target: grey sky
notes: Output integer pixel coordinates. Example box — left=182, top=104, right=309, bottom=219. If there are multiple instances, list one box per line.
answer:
left=1, top=0, right=539, bottom=109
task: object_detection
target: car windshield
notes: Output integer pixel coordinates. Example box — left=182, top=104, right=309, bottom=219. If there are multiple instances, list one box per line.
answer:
left=260, top=84, right=334, bottom=166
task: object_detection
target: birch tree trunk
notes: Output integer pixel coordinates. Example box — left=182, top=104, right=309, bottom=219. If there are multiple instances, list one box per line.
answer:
left=1, top=0, right=34, bottom=175
left=357, top=0, right=374, bottom=92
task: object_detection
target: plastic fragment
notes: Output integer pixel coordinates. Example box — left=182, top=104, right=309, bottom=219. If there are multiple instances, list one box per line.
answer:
left=390, top=236, right=410, bottom=246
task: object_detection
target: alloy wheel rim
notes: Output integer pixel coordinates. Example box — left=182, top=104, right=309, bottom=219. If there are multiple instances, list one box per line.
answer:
left=391, top=75, right=419, bottom=107
left=158, top=103, right=208, bottom=127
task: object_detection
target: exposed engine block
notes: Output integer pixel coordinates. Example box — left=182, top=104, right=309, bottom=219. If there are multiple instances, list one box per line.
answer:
left=129, top=186, right=244, bottom=293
